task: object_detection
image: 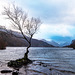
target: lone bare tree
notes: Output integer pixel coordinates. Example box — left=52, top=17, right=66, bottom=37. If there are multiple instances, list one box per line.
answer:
left=3, top=4, right=41, bottom=60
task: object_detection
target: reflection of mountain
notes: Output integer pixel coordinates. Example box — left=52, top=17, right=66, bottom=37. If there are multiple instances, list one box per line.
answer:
left=42, top=39, right=59, bottom=47
left=0, top=29, right=53, bottom=47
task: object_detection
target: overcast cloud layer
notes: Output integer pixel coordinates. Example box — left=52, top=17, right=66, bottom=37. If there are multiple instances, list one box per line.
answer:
left=0, top=0, right=75, bottom=43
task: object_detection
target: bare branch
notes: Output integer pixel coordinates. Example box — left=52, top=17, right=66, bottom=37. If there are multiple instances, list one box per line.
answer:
left=2, top=4, right=41, bottom=44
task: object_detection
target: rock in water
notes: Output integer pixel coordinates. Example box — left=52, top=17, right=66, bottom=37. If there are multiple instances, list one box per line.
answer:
left=1, top=70, right=12, bottom=73
left=12, top=71, right=18, bottom=75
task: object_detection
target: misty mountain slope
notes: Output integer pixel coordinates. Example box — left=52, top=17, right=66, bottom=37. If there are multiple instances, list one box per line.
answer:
left=59, top=42, right=71, bottom=47
left=0, top=31, right=28, bottom=47
left=42, top=39, right=59, bottom=47
left=0, top=30, right=53, bottom=47
left=31, top=39, right=54, bottom=47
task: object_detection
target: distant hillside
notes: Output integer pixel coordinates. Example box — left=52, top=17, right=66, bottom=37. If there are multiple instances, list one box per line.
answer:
left=0, top=31, right=53, bottom=47
left=42, top=39, right=72, bottom=47
left=60, top=42, right=71, bottom=47
left=67, top=40, right=75, bottom=48
left=42, top=39, right=59, bottom=47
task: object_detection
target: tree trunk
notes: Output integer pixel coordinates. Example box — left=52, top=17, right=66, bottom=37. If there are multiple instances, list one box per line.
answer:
left=24, top=36, right=32, bottom=60
left=24, top=41, right=31, bottom=60
left=24, top=46, right=29, bottom=60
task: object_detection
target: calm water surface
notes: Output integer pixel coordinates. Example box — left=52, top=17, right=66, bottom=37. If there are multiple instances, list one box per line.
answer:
left=0, top=47, right=75, bottom=72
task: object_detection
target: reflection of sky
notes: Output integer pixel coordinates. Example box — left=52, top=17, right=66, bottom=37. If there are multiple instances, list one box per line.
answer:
left=0, top=0, right=75, bottom=43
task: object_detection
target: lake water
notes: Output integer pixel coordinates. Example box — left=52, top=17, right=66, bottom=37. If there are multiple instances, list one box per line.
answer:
left=0, top=47, right=75, bottom=73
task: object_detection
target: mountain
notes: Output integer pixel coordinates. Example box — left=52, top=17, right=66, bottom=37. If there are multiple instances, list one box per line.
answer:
left=67, top=40, right=75, bottom=48
left=0, top=29, right=53, bottom=47
left=42, top=39, right=59, bottom=47
left=50, top=36, right=72, bottom=47
left=42, top=39, right=72, bottom=47
left=59, top=42, right=71, bottom=47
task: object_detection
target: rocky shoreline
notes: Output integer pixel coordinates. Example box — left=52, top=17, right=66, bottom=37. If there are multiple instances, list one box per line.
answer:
left=0, top=60, right=75, bottom=75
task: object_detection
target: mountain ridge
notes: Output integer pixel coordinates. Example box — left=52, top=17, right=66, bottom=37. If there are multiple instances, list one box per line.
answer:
left=41, top=39, right=59, bottom=47
left=67, top=40, right=75, bottom=48
left=0, top=29, right=54, bottom=47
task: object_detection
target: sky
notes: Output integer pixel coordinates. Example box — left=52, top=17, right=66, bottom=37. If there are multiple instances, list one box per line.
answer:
left=0, top=0, right=75, bottom=44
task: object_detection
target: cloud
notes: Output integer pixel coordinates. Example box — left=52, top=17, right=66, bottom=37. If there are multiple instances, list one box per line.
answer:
left=0, top=0, right=75, bottom=41
left=1, top=0, right=75, bottom=25
left=33, top=24, right=75, bottom=39
left=0, top=0, right=11, bottom=27
left=31, top=0, right=75, bottom=25
left=51, top=36, right=72, bottom=44
left=40, top=0, right=75, bottom=25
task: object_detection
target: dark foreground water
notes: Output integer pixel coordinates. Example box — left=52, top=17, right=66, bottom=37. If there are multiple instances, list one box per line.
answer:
left=0, top=47, right=75, bottom=75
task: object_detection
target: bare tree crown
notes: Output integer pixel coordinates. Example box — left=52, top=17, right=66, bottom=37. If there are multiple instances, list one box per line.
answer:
left=2, top=4, right=41, bottom=43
